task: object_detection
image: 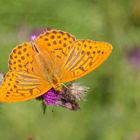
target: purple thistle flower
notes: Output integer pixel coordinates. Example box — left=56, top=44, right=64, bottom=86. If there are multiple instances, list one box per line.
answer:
left=43, top=88, right=61, bottom=106
left=41, top=83, right=89, bottom=111
left=126, top=45, right=140, bottom=66
left=29, top=28, right=43, bottom=41
left=29, top=27, right=54, bottom=41
left=31, top=35, right=36, bottom=40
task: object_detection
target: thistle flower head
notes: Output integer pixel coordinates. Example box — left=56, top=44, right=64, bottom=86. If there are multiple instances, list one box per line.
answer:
left=43, top=88, right=61, bottom=106
left=31, top=35, right=36, bottom=40
left=126, top=45, right=140, bottom=66
left=41, top=83, right=89, bottom=111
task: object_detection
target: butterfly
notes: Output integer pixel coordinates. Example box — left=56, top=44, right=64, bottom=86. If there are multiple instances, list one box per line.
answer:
left=0, top=28, right=112, bottom=102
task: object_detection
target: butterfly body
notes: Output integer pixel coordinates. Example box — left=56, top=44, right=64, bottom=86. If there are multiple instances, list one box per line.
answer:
left=0, top=28, right=112, bottom=102
left=31, top=40, right=62, bottom=91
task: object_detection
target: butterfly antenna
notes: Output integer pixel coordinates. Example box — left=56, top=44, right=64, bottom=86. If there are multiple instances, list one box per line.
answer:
left=61, top=83, right=67, bottom=88
left=61, top=83, right=70, bottom=90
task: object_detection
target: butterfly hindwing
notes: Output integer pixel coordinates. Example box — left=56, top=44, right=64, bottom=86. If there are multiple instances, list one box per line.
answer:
left=0, top=71, right=51, bottom=102
left=35, top=28, right=76, bottom=77
left=8, top=42, right=34, bottom=73
left=8, top=42, right=48, bottom=79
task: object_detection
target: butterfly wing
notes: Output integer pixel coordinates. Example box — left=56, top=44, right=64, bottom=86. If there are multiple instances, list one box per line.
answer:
left=35, top=29, right=112, bottom=83
left=0, top=42, right=51, bottom=102
left=9, top=42, right=34, bottom=73
left=0, top=71, right=51, bottom=102
left=35, top=28, right=76, bottom=78
left=60, top=40, right=112, bottom=82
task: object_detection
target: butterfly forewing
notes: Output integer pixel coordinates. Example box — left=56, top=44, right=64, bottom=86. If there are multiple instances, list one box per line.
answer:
left=0, top=71, right=51, bottom=102
left=61, top=40, right=112, bottom=82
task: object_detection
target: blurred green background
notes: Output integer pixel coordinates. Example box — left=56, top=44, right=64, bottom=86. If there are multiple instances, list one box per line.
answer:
left=0, top=0, right=140, bottom=140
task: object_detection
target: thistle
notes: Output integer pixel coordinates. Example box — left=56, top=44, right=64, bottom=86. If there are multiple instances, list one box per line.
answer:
left=41, top=83, right=89, bottom=111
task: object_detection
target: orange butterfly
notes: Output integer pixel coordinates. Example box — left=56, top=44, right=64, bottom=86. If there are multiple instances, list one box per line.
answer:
left=0, top=28, right=112, bottom=102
